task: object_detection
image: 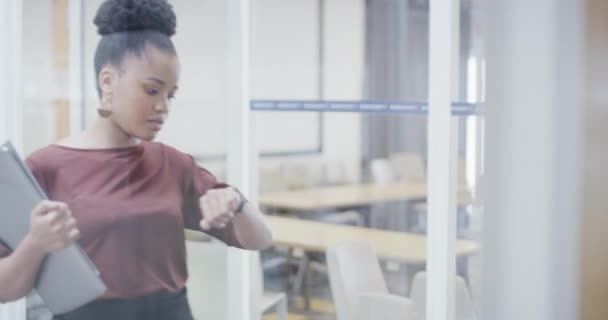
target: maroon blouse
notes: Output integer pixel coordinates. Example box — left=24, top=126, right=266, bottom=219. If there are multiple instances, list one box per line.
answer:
left=0, top=141, right=243, bottom=300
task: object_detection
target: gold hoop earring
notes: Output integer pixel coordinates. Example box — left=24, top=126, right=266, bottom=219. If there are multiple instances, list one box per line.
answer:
left=98, top=92, right=113, bottom=118
left=97, top=108, right=113, bottom=118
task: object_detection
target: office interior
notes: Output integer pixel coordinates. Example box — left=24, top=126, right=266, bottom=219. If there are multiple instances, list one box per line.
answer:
left=0, top=0, right=606, bottom=320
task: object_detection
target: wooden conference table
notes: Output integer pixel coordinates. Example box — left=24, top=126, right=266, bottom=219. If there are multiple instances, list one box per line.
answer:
left=258, top=181, right=474, bottom=212
left=266, top=215, right=479, bottom=263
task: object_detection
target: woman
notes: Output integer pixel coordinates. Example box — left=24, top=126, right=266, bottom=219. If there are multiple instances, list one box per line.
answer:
left=0, top=0, right=272, bottom=319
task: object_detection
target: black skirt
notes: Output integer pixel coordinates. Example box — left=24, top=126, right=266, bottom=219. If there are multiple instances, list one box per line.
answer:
left=53, top=288, right=194, bottom=320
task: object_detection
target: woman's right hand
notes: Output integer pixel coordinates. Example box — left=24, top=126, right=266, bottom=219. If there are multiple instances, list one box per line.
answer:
left=26, top=201, right=80, bottom=254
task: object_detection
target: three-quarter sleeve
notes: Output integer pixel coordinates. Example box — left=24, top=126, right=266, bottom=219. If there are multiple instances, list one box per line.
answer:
left=182, top=158, right=244, bottom=249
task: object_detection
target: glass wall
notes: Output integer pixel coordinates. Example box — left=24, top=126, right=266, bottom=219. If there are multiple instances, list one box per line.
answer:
left=5, top=0, right=483, bottom=319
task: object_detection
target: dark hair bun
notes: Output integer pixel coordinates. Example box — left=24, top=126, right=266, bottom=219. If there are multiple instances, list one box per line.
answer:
left=94, top=0, right=176, bottom=37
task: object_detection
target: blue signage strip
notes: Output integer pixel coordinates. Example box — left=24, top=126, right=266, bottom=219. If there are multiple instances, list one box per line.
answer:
left=250, top=100, right=477, bottom=116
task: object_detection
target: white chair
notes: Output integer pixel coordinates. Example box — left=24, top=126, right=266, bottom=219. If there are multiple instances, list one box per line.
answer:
left=252, top=252, right=288, bottom=320
left=327, top=241, right=413, bottom=320
left=370, top=158, right=397, bottom=184
left=409, top=271, right=477, bottom=320
left=356, top=292, right=416, bottom=320
left=388, top=152, right=426, bottom=183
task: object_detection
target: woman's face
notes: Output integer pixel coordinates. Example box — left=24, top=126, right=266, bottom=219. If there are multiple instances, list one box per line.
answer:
left=99, top=46, right=180, bottom=141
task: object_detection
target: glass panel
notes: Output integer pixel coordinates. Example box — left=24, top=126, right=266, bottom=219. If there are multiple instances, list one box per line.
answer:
left=22, top=0, right=66, bottom=155
left=21, top=1, right=71, bottom=317
left=254, top=1, right=481, bottom=320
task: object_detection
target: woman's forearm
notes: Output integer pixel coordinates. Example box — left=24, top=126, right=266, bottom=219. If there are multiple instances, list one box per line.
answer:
left=0, top=235, right=47, bottom=302
left=231, top=203, right=272, bottom=250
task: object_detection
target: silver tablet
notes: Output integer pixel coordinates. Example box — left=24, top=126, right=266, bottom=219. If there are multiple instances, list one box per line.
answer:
left=0, top=141, right=106, bottom=315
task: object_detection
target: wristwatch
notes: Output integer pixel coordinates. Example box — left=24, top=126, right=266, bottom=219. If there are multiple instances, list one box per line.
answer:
left=233, top=188, right=248, bottom=215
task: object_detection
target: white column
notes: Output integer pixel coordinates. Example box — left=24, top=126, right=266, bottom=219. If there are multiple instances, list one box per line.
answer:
left=225, top=1, right=255, bottom=320
left=0, top=0, right=24, bottom=153
left=68, top=0, right=85, bottom=133
left=482, top=0, right=583, bottom=319
left=0, top=0, right=26, bottom=319
left=427, top=0, right=459, bottom=319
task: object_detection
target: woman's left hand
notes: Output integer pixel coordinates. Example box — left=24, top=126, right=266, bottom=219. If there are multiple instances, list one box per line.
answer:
left=198, top=188, right=241, bottom=230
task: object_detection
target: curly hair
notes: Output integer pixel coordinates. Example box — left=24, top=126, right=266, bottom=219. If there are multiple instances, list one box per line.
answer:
left=93, top=0, right=177, bottom=96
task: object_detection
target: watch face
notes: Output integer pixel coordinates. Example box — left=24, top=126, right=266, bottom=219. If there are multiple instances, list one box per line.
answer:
left=236, top=199, right=245, bottom=214
left=234, top=189, right=247, bottom=214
